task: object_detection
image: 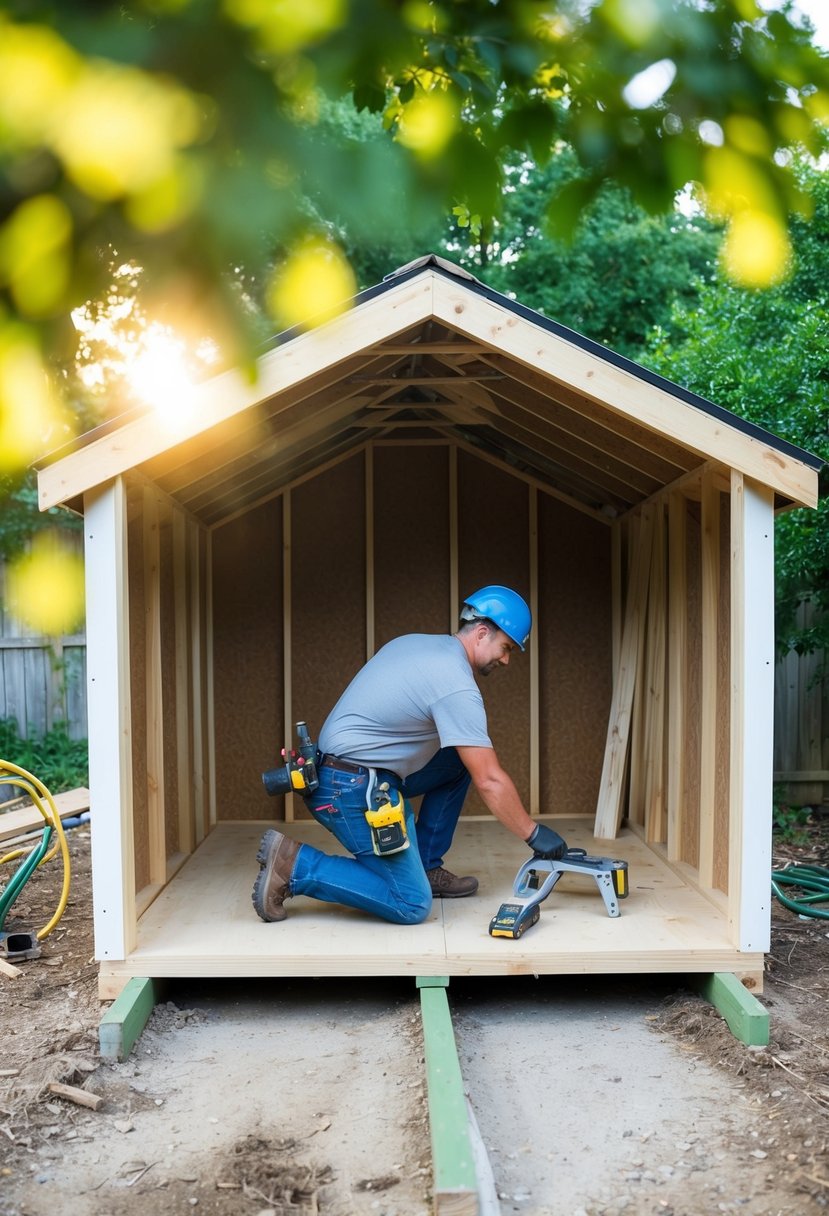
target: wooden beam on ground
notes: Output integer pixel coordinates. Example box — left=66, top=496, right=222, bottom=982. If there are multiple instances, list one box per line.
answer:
left=694, top=973, right=769, bottom=1046
left=99, top=976, right=162, bottom=1061
left=0, top=788, right=90, bottom=842
left=417, top=977, right=479, bottom=1216
left=594, top=508, right=655, bottom=839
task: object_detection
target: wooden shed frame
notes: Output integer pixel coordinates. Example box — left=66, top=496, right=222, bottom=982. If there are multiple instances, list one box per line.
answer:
left=37, top=256, right=821, bottom=999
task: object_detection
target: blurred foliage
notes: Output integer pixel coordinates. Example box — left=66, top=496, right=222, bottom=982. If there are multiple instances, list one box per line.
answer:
left=0, top=473, right=80, bottom=560
left=1, top=0, right=828, bottom=475
left=0, top=717, right=88, bottom=794
left=447, top=149, right=722, bottom=358
left=643, top=161, right=829, bottom=658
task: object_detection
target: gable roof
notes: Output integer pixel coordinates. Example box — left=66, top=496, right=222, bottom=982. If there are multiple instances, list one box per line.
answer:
left=38, top=255, right=822, bottom=525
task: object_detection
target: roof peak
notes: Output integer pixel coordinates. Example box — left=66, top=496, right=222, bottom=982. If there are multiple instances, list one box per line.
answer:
left=383, top=253, right=479, bottom=284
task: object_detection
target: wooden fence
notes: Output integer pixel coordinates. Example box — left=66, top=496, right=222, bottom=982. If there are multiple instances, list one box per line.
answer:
left=774, top=632, right=829, bottom=808
left=0, top=553, right=88, bottom=743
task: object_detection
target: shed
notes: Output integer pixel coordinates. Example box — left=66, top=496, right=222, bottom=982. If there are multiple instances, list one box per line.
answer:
left=37, top=255, right=821, bottom=1000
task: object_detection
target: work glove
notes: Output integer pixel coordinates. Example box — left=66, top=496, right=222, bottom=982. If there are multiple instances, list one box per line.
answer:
left=526, top=824, right=567, bottom=859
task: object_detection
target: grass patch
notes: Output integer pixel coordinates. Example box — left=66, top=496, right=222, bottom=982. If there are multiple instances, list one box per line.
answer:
left=0, top=717, right=89, bottom=795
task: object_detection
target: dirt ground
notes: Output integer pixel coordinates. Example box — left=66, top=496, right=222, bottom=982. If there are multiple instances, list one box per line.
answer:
left=2, top=814, right=829, bottom=1216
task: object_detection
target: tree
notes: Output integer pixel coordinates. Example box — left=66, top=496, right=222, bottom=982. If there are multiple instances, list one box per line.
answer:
left=448, top=151, right=721, bottom=358
left=642, top=164, right=829, bottom=656
left=1, top=0, right=828, bottom=473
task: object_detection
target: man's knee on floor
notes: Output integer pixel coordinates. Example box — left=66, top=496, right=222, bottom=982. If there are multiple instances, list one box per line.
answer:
left=388, top=893, right=432, bottom=925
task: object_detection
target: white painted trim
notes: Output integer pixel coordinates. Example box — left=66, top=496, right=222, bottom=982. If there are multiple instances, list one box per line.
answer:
left=729, top=475, right=775, bottom=952
left=84, top=479, right=135, bottom=961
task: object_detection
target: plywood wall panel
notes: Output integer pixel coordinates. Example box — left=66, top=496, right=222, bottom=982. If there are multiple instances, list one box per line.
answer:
left=538, top=496, right=612, bottom=818
left=457, top=452, right=531, bottom=812
left=212, top=498, right=284, bottom=821
left=291, top=454, right=366, bottom=794
left=127, top=484, right=149, bottom=891
left=373, top=445, right=451, bottom=647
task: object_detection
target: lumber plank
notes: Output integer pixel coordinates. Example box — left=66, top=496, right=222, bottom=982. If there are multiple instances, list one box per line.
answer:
left=0, top=957, right=22, bottom=978
left=699, top=473, right=720, bottom=889
left=144, top=487, right=167, bottom=887
left=419, top=980, right=478, bottom=1215
left=99, top=976, right=160, bottom=1061
left=594, top=509, right=655, bottom=839
left=643, top=505, right=667, bottom=843
left=0, top=788, right=90, bottom=842
left=694, top=973, right=769, bottom=1046
left=666, top=492, right=688, bottom=861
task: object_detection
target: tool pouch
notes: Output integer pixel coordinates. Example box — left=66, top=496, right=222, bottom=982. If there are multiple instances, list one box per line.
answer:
left=365, top=781, right=409, bottom=856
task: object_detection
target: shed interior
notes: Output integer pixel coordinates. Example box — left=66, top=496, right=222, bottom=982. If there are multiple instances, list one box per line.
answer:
left=39, top=261, right=821, bottom=996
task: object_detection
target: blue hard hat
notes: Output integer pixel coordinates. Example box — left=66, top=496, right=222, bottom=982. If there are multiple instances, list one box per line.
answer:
left=460, top=585, right=532, bottom=651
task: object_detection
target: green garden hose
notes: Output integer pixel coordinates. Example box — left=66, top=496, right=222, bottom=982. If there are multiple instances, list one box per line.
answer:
left=771, top=864, right=829, bottom=920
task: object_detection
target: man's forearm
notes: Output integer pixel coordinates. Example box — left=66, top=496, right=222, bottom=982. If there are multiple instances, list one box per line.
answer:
left=473, top=769, right=535, bottom=840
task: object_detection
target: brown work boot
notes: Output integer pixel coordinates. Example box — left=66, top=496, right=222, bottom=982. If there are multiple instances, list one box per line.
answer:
left=426, top=867, right=479, bottom=898
left=252, top=829, right=301, bottom=922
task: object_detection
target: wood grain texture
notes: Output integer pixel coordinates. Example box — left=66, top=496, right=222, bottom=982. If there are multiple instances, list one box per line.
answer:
left=95, top=818, right=764, bottom=985
left=127, top=483, right=149, bottom=892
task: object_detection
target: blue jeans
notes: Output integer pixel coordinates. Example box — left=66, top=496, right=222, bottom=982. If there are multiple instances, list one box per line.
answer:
left=291, top=748, right=472, bottom=925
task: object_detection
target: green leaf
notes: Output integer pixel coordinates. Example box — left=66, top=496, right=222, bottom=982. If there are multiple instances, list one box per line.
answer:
left=544, top=177, right=600, bottom=242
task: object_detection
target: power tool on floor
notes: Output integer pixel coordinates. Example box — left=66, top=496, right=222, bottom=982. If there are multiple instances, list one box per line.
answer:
left=489, top=848, right=629, bottom=939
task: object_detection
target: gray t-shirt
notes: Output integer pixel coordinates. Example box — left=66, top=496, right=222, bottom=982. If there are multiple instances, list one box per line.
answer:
left=318, top=634, right=492, bottom=778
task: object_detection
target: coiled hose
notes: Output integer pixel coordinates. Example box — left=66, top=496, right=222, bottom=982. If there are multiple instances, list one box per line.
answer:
left=771, top=863, right=829, bottom=921
left=0, top=760, right=71, bottom=940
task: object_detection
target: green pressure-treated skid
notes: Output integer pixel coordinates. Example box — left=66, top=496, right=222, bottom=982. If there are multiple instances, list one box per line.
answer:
left=695, top=972, right=770, bottom=1046
left=99, top=977, right=163, bottom=1061
left=417, top=976, right=479, bottom=1216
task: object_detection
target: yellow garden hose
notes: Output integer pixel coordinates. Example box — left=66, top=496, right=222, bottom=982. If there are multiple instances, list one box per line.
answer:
left=0, top=760, right=71, bottom=940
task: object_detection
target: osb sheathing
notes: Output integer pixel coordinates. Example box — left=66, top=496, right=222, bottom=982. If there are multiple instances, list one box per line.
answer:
left=211, top=496, right=284, bottom=823
left=210, top=443, right=612, bottom=825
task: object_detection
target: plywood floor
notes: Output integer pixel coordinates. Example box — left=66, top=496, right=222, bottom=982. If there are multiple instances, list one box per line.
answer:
left=99, top=818, right=764, bottom=990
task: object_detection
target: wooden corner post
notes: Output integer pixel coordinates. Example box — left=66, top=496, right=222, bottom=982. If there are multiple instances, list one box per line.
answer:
left=729, top=473, right=775, bottom=952
left=84, top=478, right=136, bottom=970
